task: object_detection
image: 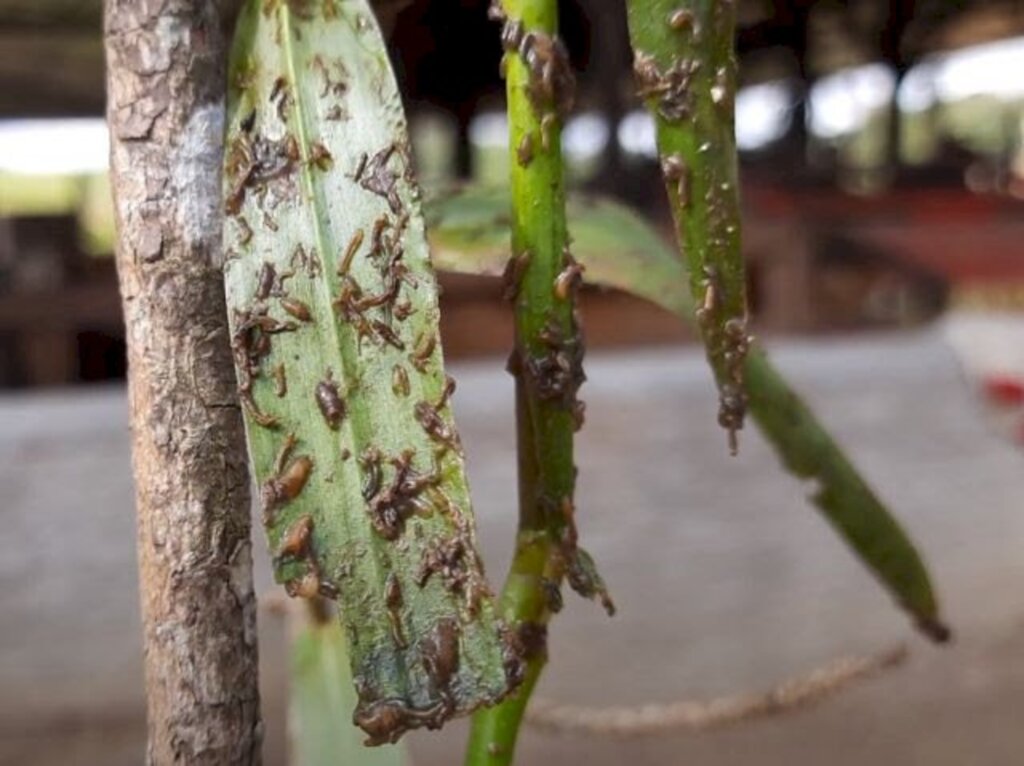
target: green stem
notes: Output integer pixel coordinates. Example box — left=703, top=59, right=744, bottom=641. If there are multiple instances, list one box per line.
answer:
left=465, top=0, right=579, bottom=763
left=626, top=0, right=750, bottom=454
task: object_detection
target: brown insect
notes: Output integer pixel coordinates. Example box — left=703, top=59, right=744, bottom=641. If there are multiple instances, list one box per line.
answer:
left=261, top=434, right=314, bottom=523
left=277, top=514, right=314, bottom=560
left=502, top=250, right=532, bottom=302
left=339, top=228, right=364, bottom=276
left=392, top=364, right=411, bottom=397
left=273, top=362, right=287, bottom=397
left=360, top=448, right=383, bottom=503
left=285, top=571, right=321, bottom=599
left=668, top=8, right=694, bottom=31
left=540, top=113, right=556, bottom=153
left=414, top=391, right=460, bottom=454
left=308, top=140, right=333, bottom=171
left=359, top=145, right=402, bottom=215
left=409, top=331, right=436, bottom=372
left=553, top=256, right=584, bottom=301
left=372, top=320, right=405, bottom=350
left=516, top=133, right=534, bottom=167
left=280, top=297, right=312, bottom=322
left=660, top=153, right=690, bottom=208
left=256, top=261, right=278, bottom=301
left=385, top=572, right=407, bottom=648
left=315, top=374, right=346, bottom=430
left=393, top=299, right=414, bottom=321
left=353, top=151, right=368, bottom=182
left=236, top=216, right=253, bottom=246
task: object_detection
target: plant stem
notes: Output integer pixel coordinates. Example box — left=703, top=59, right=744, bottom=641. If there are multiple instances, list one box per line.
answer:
left=626, top=0, right=751, bottom=455
left=465, top=0, right=580, bottom=762
left=104, top=1, right=262, bottom=762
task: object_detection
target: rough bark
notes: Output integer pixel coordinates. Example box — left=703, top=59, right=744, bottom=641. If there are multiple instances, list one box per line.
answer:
left=104, top=2, right=262, bottom=763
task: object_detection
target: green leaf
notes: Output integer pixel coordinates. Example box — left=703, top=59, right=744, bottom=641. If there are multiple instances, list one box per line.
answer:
left=223, top=0, right=518, bottom=745
left=290, top=611, right=407, bottom=766
left=426, top=185, right=949, bottom=643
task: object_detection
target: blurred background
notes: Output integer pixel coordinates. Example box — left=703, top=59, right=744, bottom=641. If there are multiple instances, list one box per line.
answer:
left=1, top=0, right=1023, bottom=764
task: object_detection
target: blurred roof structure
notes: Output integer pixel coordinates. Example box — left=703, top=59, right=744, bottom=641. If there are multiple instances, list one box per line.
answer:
left=2, top=0, right=1024, bottom=117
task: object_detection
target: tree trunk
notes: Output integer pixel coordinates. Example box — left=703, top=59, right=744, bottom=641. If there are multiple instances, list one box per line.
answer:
left=104, top=2, right=262, bottom=763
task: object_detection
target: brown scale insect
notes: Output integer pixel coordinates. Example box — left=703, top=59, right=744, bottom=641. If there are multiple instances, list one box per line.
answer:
left=311, top=54, right=348, bottom=100
left=413, top=377, right=460, bottom=454
left=539, top=113, right=557, bottom=153
left=308, top=140, right=333, bottom=171
left=236, top=216, right=254, bottom=246
left=519, top=30, right=575, bottom=117
left=718, top=381, right=746, bottom=457
left=392, top=364, right=411, bottom=397
left=290, top=243, right=321, bottom=278
left=315, top=373, right=346, bottom=430
left=516, top=133, right=534, bottom=167
left=415, top=533, right=489, bottom=615
left=360, top=448, right=383, bottom=503
left=695, top=265, right=719, bottom=326
left=359, top=145, right=403, bottom=215
left=256, top=261, right=278, bottom=301
left=409, top=331, right=436, bottom=373
left=242, top=394, right=279, bottom=429
left=553, top=254, right=584, bottom=301
left=260, top=433, right=314, bottom=524
left=353, top=151, right=368, bottom=182
left=660, top=153, right=690, bottom=208
left=280, top=296, right=312, bottom=322
left=269, top=75, right=292, bottom=123
left=371, top=320, right=405, bottom=350
left=273, top=362, right=287, bottom=397
left=502, top=250, right=532, bottom=302
left=224, top=131, right=301, bottom=215
left=523, top=318, right=585, bottom=411
left=276, top=514, right=314, bottom=560
left=339, top=228, right=364, bottom=276
left=668, top=7, right=695, bottom=31
left=633, top=51, right=700, bottom=122
left=232, top=306, right=298, bottom=428
left=541, top=577, right=564, bottom=613
left=384, top=572, right=407, bottom=648
left=285, top=571, right=321, bottom=599
left=365, top=450, right=441, bottom=540
left=393, top=299, right=414, bottom=321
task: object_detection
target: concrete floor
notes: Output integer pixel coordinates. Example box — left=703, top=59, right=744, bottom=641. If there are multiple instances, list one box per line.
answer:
left=2, top=328, right=1023, bottom=765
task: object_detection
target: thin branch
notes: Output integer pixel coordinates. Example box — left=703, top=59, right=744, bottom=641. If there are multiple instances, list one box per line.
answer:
left=525, top=644, right=908, bottom=736
left=464, top=0, right=593, bottom=763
